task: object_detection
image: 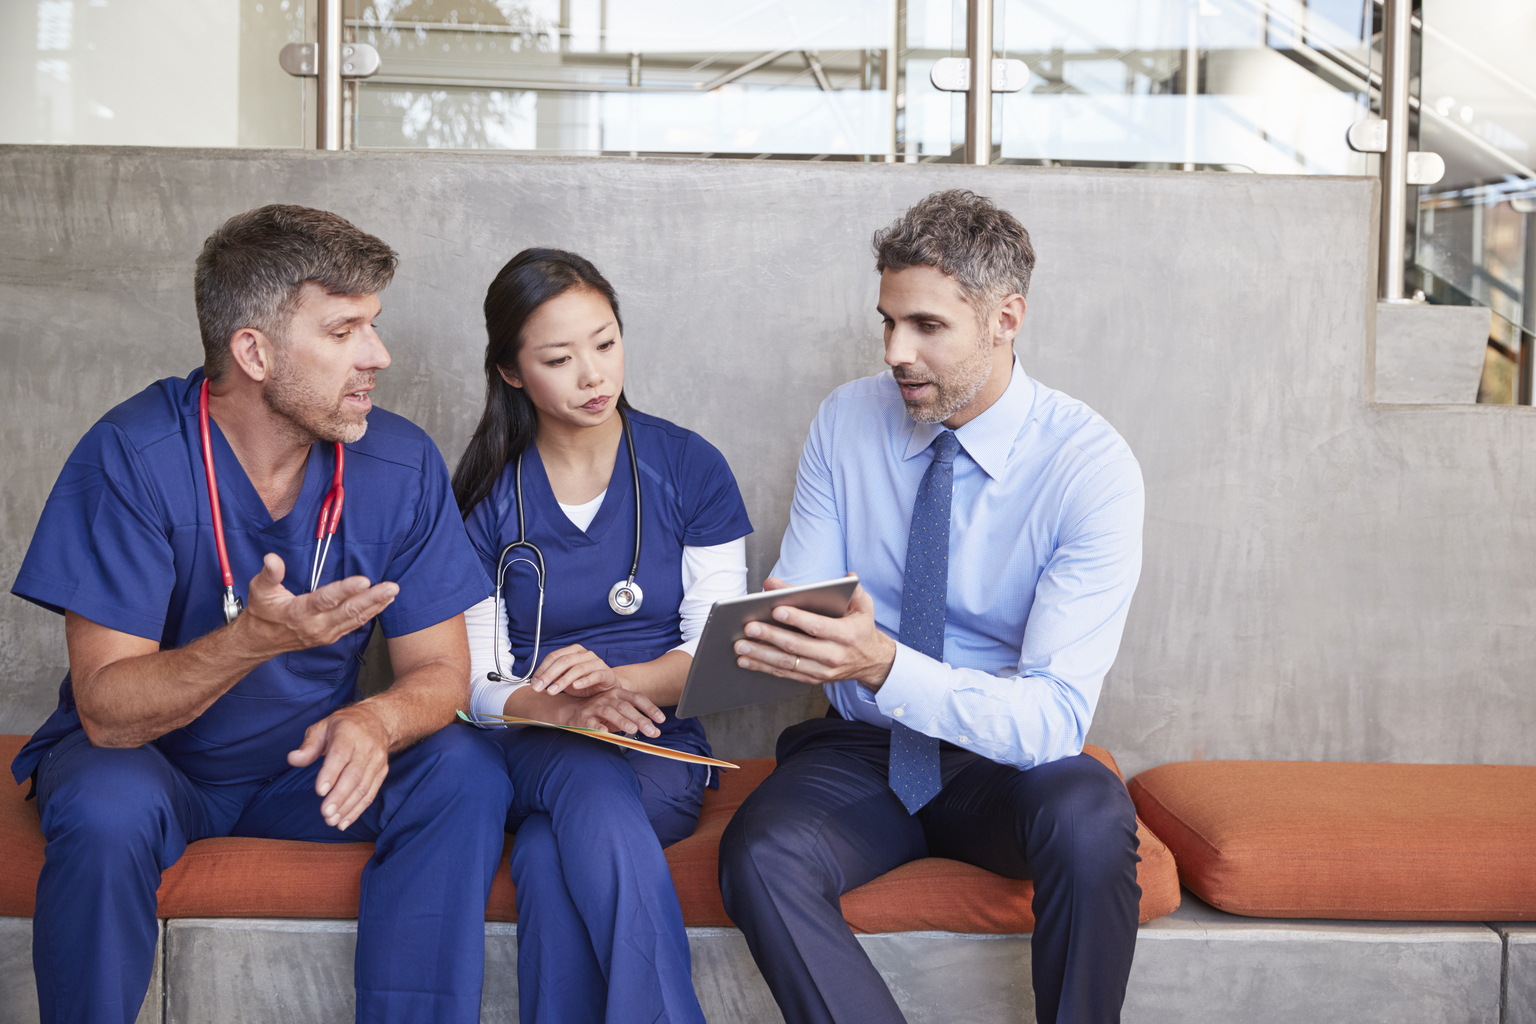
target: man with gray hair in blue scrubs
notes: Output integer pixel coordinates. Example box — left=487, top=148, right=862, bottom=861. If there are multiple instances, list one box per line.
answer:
left=719, top=189, right=1145, bottom=1024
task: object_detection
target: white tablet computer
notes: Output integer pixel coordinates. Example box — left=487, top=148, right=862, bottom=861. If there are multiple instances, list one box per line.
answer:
left=675, top=576, right=861, bottom=719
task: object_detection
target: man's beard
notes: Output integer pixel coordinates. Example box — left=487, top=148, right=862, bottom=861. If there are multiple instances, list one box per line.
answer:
left=895, top=329, right=993, bottom=425
left=263, top=351, right=372, bottom=445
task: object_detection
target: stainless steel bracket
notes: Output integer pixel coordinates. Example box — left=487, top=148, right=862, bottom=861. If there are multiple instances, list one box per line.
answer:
left=280, top=41, right=380, bottom=79
left=930, top=57, right=1029, bottom=94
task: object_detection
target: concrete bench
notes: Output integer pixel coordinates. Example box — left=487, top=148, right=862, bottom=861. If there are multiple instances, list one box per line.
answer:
left=3, top=734, right=1534, bottom=1022
left=0, top=735, right=1178, bottom=1022
left=1127, top=759, right=1536, bottom=1024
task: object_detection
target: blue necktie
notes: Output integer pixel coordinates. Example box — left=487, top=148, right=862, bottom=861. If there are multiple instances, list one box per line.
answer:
left=889, top=430, right=960, bottom=814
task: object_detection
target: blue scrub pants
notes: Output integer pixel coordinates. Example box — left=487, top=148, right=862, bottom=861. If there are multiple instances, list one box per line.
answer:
left=496, top=727, right=708, bottom=1024
left=718, top=716, right=1142, bottom=1024
left=32, top=724, right=513, bottom=1024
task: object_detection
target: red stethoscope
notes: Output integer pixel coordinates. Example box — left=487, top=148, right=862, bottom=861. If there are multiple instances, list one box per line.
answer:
left=199, top=379, right=346, bottom=624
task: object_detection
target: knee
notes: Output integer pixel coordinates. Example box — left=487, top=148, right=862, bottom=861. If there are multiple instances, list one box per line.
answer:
left=1023, top=758, right=1139, bottom=876
left=718, top=792, right=818, bottom=904
left=506, top=731, right=640, bottom=806
left=40, top=751, right=177, bottom=856
left=507, top=815, right=559, bottom=875
left=402, top=727, right=514, bottom=816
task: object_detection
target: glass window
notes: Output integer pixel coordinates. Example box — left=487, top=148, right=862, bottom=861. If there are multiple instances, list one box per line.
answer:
left=352, top=0, right=902, bottom=156
left=0, top=0, right=306, bottom=147
left=994, top=0, right=1375, bottom=173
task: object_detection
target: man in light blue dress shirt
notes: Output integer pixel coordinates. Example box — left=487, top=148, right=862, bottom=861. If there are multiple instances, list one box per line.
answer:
left=719, top=190, right=1145, bottom=1024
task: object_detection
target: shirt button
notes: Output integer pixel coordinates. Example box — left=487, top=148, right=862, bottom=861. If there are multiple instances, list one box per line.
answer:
left=892, top=707, right=905, bottom=718
left=959, top=734, right=971, bottom=744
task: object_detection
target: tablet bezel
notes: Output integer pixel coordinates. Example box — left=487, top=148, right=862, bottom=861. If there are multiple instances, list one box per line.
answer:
left=675, top=576, right=861, bottom=720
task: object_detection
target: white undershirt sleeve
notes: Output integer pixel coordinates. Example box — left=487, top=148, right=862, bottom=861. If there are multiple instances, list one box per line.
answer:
left=465, top=594, right=525, bottom=725
left=467, top=535, right=746, bottom=714
left=671, top=537, right=749, bottom=658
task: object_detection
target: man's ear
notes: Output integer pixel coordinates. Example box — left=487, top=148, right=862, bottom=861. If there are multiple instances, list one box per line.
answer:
left=227, top=327, right=277, bottom=383
left=993, top=294, right=1027, bottom=347
left=496, top=363, right=523, bottom=389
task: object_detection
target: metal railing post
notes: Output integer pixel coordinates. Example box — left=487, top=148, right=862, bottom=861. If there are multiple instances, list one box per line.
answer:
left=1378, top=0, right=1412, bottom=300
left=1522, top=208, right=1536, bottom=404
left=964, top=0, right=993, bottom=165
left=316, top=0, right=344, bottom=150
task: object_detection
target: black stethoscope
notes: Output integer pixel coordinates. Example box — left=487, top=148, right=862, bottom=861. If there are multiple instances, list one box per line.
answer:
left=488, top=408, right=644, bottom=684
left=199, top=379, right=345, bottom=624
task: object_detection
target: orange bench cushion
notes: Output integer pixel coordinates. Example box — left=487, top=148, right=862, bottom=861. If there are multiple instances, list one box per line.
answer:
left=0, top=735, right=1179, bottom=930
left=1128, top=760, right=1536, bottom=921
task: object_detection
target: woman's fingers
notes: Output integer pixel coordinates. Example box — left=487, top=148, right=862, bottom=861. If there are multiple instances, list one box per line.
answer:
left=619, top=688, right=666, bottom=723
left=588, top=692, right=662, bottom=737
left=532, top=645, right=593, bottom=692
left=541, top=656, right=612, bottom=695
left=560, top=666, right=619, bottom=695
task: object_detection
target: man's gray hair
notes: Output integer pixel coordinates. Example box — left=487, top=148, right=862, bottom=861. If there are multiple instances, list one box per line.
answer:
left=194, top=204, right=398, bottom=382
left=872, top=190, right=1036, bottom=314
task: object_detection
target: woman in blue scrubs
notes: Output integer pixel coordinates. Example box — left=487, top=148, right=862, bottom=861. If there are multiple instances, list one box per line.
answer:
left=453, top=248, right=752, bottom=1024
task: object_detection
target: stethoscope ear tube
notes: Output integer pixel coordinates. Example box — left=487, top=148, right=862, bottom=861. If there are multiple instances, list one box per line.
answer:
left=494, top=409, right=646, bottom=682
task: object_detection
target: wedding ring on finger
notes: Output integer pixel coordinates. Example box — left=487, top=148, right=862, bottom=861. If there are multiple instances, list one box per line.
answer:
left=793, top=657, right=800, bottom=673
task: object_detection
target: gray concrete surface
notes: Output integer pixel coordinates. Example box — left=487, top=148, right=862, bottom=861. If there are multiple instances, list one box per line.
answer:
left=1375, top=301, right=1491, bottom=403
left=1126, top=896, right=1504, bottom=1024
left=0, top=900, right=1504, bottom=1023
left=1502, top=923, right=1536, bottom=1024
left=3, top=148, right=1536, bottom=774
left=0, top=916, right=162, bottom=1024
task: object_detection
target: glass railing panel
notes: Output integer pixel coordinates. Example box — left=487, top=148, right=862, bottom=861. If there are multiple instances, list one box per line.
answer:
left=0, top=0, right=306, bottom=147
left=995, top=0, right=1374, bottom=173
left=900, top=0, right=964, bottom=160
left=1414, top=0, right=1535, bottom=391
left=351, top=0, right=899, bottom=155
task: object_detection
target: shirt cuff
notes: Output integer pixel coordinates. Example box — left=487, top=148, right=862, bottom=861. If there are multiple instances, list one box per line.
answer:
left=873, top=643, right=945, bottom=734
left=469, top=673, right=527, bottom=725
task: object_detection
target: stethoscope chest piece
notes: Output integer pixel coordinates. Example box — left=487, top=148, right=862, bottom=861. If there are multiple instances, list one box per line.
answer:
left=608, top=578, right=643, bottom=616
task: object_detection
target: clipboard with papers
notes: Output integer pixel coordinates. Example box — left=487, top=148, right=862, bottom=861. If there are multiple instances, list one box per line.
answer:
left=456, top=710, right=739, bottom=769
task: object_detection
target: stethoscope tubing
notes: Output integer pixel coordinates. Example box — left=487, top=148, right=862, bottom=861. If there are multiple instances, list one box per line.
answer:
left=486, top=408, right=644, bottom=688
left=198, top=378, right=345, bottom=623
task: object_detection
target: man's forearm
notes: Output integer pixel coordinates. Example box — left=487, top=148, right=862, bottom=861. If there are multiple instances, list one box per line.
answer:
left=71, top=615, right=273, bottom=748
left=355, top=659, right=467, bottom=751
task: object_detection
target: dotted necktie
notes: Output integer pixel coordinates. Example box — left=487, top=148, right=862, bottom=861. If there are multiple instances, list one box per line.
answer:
left=889, top=430, right=960, bottom=814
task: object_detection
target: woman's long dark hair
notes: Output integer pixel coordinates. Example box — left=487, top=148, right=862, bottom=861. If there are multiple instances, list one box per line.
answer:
left=453, top=248, right=632, bottom=517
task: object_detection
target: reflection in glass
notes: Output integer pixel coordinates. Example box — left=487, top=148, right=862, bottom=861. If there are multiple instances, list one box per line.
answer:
left=1414, top=0, right=1536, bottom=403
left=996, top=0, right=1375, bottom=173
left=0, top=0, right=305, bottom=147
left=352, top=0, right=899, bottom=156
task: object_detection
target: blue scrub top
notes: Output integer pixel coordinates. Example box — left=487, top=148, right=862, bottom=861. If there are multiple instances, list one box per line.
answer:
left=463, top=409, right=752, bottom=759
left=10, top=370, right=491, bottom=787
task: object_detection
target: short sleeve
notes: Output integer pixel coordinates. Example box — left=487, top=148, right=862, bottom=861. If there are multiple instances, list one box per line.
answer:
left=679, top=433, right=752, bottom=547
left=462, top=484, right=504, bottom=584
left=11, top=422, right=175, bottom=641
left=376, top=441, right=493, bottom=637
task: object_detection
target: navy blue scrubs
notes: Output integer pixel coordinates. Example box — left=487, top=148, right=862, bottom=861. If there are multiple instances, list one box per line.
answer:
left=463, top=409, right=751, bottom=1024
left=11, top=371, right=513, bottom=1024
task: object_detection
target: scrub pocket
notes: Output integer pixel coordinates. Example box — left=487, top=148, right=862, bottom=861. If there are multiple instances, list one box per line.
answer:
left=285, top=621, right=374, bottom=680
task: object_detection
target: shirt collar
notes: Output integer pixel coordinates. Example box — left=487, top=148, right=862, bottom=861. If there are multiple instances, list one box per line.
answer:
left=901, top=356, right=1034, bottom=481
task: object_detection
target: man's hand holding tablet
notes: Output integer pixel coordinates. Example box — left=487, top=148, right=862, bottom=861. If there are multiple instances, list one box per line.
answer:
left=673, top=575, right=865, bottom=719
left=732, top=576, right=899, bottom=692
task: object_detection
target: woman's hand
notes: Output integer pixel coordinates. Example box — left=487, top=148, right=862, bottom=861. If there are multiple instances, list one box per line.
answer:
left=546, top=686, right=665, bottom=738
left=530, top=644, right=619, bottom=696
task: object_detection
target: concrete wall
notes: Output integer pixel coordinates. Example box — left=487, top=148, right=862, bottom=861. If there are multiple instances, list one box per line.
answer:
left=2, top=146, right=1533, bottom=776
